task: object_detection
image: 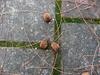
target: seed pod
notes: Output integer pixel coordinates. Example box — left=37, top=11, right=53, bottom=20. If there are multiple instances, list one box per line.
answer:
left=42, top=12, right=52, bottom=23
left=40, top=39, right=48, bottom=49
left=81, top=71, right=90, bottom=75
left=51, top=42, right=60, bottom=53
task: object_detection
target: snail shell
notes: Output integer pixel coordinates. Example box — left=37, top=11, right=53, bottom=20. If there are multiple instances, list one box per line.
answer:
left=40, top=39, right=48, bottom=49
left=81, top=71, right=90, bottom=75
left=51, top=42, right=60, bottom=53
left=42, top=12, right=52, bottom=23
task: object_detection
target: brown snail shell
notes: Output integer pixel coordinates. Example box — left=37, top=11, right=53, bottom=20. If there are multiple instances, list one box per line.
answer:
left=81, top=71, right=90, bottom=75
left=42, top=12, right=52, bottom=23
left=51, top=42, right=60, bottom=53
left=39, top=39, right=48, bottom=49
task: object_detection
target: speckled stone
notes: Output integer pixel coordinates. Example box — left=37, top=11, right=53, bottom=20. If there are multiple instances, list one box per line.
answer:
left=61, top=23, right=100, bottom=75
left=0, top=47, right=53, bottom=75
left=61, top=0, right=100, bottom=18
left=0, top=0, right=55, bottom=41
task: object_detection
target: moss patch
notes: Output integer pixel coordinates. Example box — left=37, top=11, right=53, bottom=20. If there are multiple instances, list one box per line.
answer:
left=62, top=17, right=100, bottom=24
left=53, top=0, right=62, bottom=75
left=0, top=41, right=40, bottom=49
left=54, top=0, right=62, bottom=42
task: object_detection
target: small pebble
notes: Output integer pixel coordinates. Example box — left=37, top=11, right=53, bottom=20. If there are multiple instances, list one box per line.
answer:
left=35, top=47, right=38, bottom=50
left=21, top=27, right=24, bottom=30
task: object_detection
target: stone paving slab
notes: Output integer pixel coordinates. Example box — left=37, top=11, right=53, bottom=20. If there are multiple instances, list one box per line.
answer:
left=0, top=0, right=55, bottom=42
left=61, top=23, right=100, bottom=75
left=0, top=47, right=53, bottom=75
left=61, top=0, right=100, bottom=18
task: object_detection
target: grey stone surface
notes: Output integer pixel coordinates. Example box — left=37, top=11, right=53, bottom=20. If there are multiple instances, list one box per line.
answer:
left=0, top=47, right=53, bottom=75
left=61, top=0, right=100, bottom=18
left=61, top=23, right=100, bottom=75
left=0, top=0, right=55, bottom=42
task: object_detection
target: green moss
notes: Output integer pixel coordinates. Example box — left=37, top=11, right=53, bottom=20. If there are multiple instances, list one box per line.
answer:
left=62, top=17, right=100, bottom=24
left=53, top=0, right=62, bottom=75
left=0, top=41, right=40, bottom=49
left=54, top=0, right=62, bottom=42
left=52, top=50, right=62, bottom=75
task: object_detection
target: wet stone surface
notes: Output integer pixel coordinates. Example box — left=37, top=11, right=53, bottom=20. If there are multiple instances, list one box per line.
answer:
left=61, top=0, right=100, bottom=18
left=0, top=0, right=55, bottom=42
left=0, top=47, right=53, bottom=75
left=61, top=23, right=100, bottom=75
